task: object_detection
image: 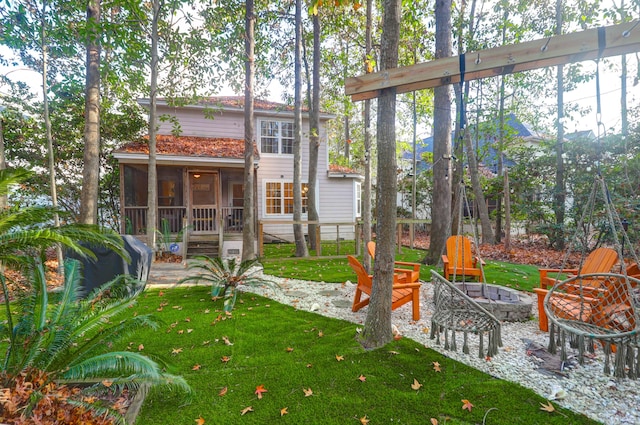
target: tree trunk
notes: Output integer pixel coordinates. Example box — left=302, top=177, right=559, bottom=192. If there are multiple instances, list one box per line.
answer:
left=504, top=169, right=511, bottom=251
left=0, top=116, right=5, bottom=208
left=307, top=13, right=321, bottom=252
left=359, top=0, right=400, bottom=350
left=362, top=0, right=373, bottom=272
left=425, top=0, right=452, bottom=265
left=463, top=130, right=494, bottom=243
left=42, top=0, right=63, bottom=271
left=146, top=0, right=160, bottom=258
left=292, top=0, right=308, bottom=257
left=242, top=0, right=256, bottom=261
left=552, top=0, right=565, bottom=250
left=79, top=0, right=101, bottom=225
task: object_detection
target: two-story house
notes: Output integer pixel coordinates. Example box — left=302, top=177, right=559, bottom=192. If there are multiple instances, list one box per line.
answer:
left=113, top=96, right=363, bottom=257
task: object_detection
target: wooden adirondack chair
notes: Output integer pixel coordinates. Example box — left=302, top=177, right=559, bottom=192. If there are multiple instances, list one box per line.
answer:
left=347, top=255, right=421, bottom=321
left=441, top=236, right=484, bottom=282
left=366, top=241, right=421, bottom=283
left=538, top=247, right=619, bottom=289
left=535, top=247, right=620, bottom=332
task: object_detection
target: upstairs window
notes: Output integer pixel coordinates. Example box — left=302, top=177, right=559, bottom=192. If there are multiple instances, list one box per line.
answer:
left=260, top=120, right=294, bottom=154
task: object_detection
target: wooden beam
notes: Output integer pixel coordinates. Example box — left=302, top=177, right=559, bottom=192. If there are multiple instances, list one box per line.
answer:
left=345, top=21, right=640, bottom=101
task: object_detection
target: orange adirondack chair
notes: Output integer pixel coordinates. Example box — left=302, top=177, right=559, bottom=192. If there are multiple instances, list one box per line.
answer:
left=441, top=236, right=484, bottom=282
left=366, top=241, right=421, bottom=283
left=538, top=247, right=619, bottom=289
left=347, top=255, right=421, bottom=321
left=535, top=247, right=619, bottom=331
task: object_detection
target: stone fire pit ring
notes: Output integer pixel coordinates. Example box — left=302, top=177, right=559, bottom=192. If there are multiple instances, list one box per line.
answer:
left=452, top=282, right=532, bottom=322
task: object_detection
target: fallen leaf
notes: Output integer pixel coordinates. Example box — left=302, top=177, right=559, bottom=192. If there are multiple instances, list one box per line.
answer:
left=358, top=375, right=366, bottom=382
left=240, top=406, right=253, bottom=415
left=461, top=399, right=474, bottom=412
left=138, top=344, right=144, bottom=351
left=432, top=362, right=441, bottom=372
left=178, top=330, right=184, bottom=334
left=280, top=407, right=288, bottom=416
left=192, top=364, right=201, bottom=371
left=303, top=387, right=313, bottom=397
left=221, top=356, right=231, bottom=363
left=102, top=380, right=113, bottom=388
left=158, top=291, right=164, bottom=297
left=171, top=347, right=183, bottom=355
left=318, top=330, right=324, bottom=337
left=286, top=347, right=294, bottom=352
left=219, top=387, right=228, bottom=396
left=393, top=334, right=402, bottom=340
left=335, top=354, right=344, bottom=361
left=255, top=384, right=268, bottom=399
left=411, top=378, right=422, bottom=390
left=306, top=363, right=313, bottom=368
left=223, top=336, right=233, bottom=346
left=360, top=415, right=370, bottom=424
left=540, top=401, right=556, bottom=412
left=389, top=350, right=399, bottom=355
left=430, top=419, right=438, bottom=425
left=195, top=417, right=205, bottom=425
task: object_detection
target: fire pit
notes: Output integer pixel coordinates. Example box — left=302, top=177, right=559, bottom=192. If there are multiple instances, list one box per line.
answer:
left=453, top=282, right=533, bottom=322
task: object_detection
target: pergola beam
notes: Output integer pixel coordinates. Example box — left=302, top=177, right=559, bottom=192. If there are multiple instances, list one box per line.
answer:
left=345, top=21, right=640, bottom=101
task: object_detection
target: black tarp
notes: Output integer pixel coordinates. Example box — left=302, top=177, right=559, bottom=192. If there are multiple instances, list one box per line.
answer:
left=67, top=235, right=152, bottom=297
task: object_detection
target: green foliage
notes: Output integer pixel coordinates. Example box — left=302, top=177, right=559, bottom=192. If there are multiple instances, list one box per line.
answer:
left=0, top=168, right=128, bottom=270
left=179, top=256, right=276, bottom=312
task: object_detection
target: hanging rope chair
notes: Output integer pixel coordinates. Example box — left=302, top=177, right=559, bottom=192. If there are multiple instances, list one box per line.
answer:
left=431, top=177, right=502, bottom=358
left=542, top=174, right=640, bottom=378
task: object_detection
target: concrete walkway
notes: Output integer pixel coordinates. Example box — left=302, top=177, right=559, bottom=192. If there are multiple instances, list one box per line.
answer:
left=146, top=261, right=191, bottom=287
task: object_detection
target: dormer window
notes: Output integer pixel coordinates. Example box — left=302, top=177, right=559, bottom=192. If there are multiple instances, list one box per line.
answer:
left=260, top=120, right=294, bottom=154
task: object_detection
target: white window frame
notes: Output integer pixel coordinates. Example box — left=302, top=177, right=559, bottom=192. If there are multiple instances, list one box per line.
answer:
left=355, top=181, right=362, bottom=218
left=263, top=180, right=309, bottom=217
left=258, top=119, right=294, bottom=155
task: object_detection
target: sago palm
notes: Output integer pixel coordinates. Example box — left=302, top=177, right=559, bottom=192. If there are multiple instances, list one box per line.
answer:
left=1, top=258, right=190, bottom=413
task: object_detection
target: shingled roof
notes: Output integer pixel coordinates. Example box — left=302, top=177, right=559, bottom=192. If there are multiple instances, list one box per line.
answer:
left=117, top=135, right=257, bottom=159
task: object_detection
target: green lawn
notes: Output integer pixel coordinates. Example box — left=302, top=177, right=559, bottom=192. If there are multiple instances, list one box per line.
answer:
left=119, top=285, right=599, bottom=425
left=262, top=244, right=541, bottom=293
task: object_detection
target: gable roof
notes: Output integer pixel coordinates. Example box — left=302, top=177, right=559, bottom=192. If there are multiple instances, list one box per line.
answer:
left=116, top=135, right=257, bottom=159
left=139, top=96, right=336, bottom=120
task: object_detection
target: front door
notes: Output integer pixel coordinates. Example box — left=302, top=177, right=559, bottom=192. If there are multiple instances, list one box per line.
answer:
left=190, top=172, right=218, bottom=233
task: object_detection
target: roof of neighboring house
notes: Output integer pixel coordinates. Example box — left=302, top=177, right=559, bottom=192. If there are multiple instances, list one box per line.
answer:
left=116, top=135, right=258, bottom=159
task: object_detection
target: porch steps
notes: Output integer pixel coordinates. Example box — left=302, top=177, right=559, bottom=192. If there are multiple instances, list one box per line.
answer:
left=186, top=241, right=219, bottom=259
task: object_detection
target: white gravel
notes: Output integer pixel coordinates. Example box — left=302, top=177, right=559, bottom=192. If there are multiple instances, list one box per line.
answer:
left=244, top=272, right=640, bottom=425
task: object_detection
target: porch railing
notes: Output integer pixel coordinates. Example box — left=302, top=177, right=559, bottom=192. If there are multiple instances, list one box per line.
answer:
left=124, top=206, right=244, bottom=235
left=221, top=206, right=243, bottom=233
left=124, top=206, right=187, bottom=234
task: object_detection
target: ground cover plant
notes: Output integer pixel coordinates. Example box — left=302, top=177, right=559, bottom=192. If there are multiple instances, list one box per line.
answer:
left=117, top=285, right=599, bottom=424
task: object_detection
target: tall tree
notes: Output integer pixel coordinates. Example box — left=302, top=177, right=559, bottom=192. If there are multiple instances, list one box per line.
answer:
left=425, top=0, right=452, bottom=265
left=146, top=0, right=160, bottom=257
left=552, top=0, right=566, bottom=250
left=242, top=0, right=257, bottom=261
left=359, top=0, right=401, bottom=349
left=307, top=10, right=321, bottom=252
left=79, top=0, right=101, bottom=224
left=293, top=0, right=308, bottom=257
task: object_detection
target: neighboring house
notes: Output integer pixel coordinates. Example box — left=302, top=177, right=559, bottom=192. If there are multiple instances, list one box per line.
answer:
left=401, top=113, right=546, bottom=175
left=113, top=96, right=363, bottom=258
